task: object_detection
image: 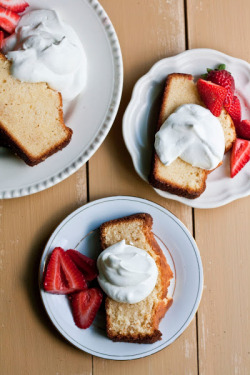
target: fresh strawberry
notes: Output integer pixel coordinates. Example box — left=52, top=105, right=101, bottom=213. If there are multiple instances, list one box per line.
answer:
left=206, top=67, right=235, bottom=107
left=0, top=6, right=20, bottom=33
left=230, top=138, right=250, bottom=177
left=70, top=288, right=103, bottom=329
left=0, top=0, right=29, bottom=13
left=235, top=120, right=250, bottom=140
left=0, top=30, right=4, bottom=49
left=66, top=249, right=98, bottom=281
left=43, top=247, right=87, bottom=294
left=225, top=95, right=241, bottom=125
left=197, top=78, right=227, bottom=117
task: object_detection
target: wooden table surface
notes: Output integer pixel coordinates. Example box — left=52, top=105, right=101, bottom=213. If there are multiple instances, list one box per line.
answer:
left=1, top=0, right=250, bottom=374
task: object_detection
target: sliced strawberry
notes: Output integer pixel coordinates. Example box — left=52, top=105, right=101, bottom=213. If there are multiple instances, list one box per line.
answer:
left=205, top=66, right=235, bottom=107
left=225, top=95, right=241, bottom=125
left=235, top=120, right=250, bottom=140
left=0, top=0, right=29, bottom=13
left=70, top=288, right=103, bottom=329
left=0, top=30, right=4, bottom=49
left=0, top=6, right=20, bottom=33
left=230, top=138, right=250, bottom=177
left=66, top=249, right=98, bottom=281
left=43, top=247, right=87, bottom=294
left=206, top=68, right=235, bottom=92
left=197, top=78, right=227, bottom=117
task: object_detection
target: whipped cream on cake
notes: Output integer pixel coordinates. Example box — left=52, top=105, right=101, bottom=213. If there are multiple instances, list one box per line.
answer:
left=97, top=240, right=158, bottom=304
left=155, top=104, right=225, bottom=170
left=3, top=9, right=87, bottom=101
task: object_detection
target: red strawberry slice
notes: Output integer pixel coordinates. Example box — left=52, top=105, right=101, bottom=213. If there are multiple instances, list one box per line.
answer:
left=197, top=78, right=227, bottom=117
left=230, top=138, right=250, bottom=178
left=207, top=69, right=235, bottom=92
left=0, top=0, right=29, bottom=13
left=43, top=247, right=87, bottom=294
left=225, top=95, right=241, bottom=126
left=0, top=30, right=4, bottom=49
left=206, top=67, right=235, bottom=107
left=70, top=288, right=103, bottom=329
left=0, top=6, right=20, bottom=33
left=235, top=120, right=250, bottom=140
left=66, top=249, right=98, bottom=281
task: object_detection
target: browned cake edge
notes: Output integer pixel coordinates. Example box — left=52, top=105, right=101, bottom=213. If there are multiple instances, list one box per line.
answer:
left=0, top=53, right=73, bottom=166
left=100, top=213, right=173, bottom=344
left=148, top=73, right=236, bottom=199
left=148, top=73, right=208, bottom=199
left=149, top=154, right=208, bottom=199
left=149, top=73, right=208, bottom=197
left=158, top=73, right=194, bottom=130
left=0, top=125, right=72, bottom=166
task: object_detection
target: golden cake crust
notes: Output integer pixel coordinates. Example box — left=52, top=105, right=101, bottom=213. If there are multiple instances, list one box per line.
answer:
left=149, top=73, right=236, bottom=199
left=0, top=53, right=72, bottom=166
left=100, top=213, right=173, bottom=344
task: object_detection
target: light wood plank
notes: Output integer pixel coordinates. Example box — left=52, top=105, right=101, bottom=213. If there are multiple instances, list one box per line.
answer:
left=0, top=167, right=92, bottom=375
left=90, top=0, right=198, bottom=373
left=187, top=0, right=250, bottom=373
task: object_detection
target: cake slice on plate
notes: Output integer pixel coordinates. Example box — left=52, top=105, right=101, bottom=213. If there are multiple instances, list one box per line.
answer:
left=149, top=73, right=236, bottom=198
left=0, top=53, right=72, bottom=166
left=99, top=213, right=173, bottom=343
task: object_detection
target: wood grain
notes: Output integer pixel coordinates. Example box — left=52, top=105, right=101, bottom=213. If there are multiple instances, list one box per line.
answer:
left=187, top=0, right=250, bottom=373
left=1, top=0, right=250, bottom=374
left=0, top=168, right=91, bottom=375
left=90, top=0, right=197, bottom=374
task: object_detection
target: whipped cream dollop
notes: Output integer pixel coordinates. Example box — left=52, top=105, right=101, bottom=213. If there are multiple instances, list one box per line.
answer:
left=97, top=240, right=158, bottom=304
left=155, top=104, right=225, bottom=170
left=3, top=9, right=87, bottom=101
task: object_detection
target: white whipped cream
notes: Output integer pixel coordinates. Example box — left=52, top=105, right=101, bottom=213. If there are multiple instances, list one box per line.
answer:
left=97, top=240, right=158, bottom=304
left=3, top=9, right=87, bottom=101
left=155, top=104, right=225, bottom=170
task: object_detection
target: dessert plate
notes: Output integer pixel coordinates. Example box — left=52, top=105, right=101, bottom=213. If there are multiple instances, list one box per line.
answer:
left=39, top=196, right=203, bottom=360
left=123, top=49, right=250, bottom=208
left=0, top=0, right=123, bottom=199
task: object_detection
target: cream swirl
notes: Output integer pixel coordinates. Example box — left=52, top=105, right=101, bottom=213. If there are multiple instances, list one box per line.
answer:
left=155, top=104, right=225, bottom=170
left=97, top=240, right=158, bottom=304
left=3, top=9, right=87, bottom=101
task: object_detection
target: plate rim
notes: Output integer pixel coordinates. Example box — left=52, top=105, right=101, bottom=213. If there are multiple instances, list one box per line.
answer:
left=0, top=0, right=123, bottom=199
left=122, top=48, right=250, bottom=209
left=39, top=195, right=204, bottom=360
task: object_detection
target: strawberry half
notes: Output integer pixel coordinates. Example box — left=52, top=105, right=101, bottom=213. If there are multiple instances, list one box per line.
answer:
left=0, top=0, right=29, bottom=13
left=70, top=288, right=103, bottom=329
left=66, top=249, right=98, bottom=281
left=0, top=6, right=20, bottom=33
left=197, top=78, right=227, bottom=117
left=43, top=247, right=87, bottom=294
left=0, top=30, right=4, bottom=49
left=205, top=65, right=235, bottom=107
left=230, top=138, right=250, bottom=178
left=225, top=95, right=241, bottom=125
left=235, top=120, right=250, bottom=140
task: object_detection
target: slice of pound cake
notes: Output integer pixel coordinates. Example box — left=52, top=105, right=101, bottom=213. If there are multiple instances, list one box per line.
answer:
left=99, top=213, right=173, bottom=343
left=0, top=53, right=72, bottom=166
left=149, top=73, right=236, bottom=199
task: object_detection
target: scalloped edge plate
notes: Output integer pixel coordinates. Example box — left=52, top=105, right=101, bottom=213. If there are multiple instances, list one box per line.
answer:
left=123, top=49, right=250, bottom=208
left=0, top=0, right=123, bottom=199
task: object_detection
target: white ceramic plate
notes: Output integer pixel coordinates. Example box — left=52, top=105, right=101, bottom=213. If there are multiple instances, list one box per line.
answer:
left=0, top=0, right=123, bottom=199
left=123, top=49, right=250, bottom=208
left=39, top=196, right=203, bottom=360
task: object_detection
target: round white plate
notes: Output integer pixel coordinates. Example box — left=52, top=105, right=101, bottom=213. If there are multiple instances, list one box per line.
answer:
left=123, top=49, right=250, bottom=208
left=0, top=0, right=123, bottom=199
left=39, top=196, right=203, bottom=360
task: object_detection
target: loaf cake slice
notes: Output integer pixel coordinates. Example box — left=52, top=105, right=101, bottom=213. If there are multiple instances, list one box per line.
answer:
left=0, top=53, right=72, bottom=166
left=149, top=73, right=236, bottom=199
left=100, top=213, right=173, bottom=343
